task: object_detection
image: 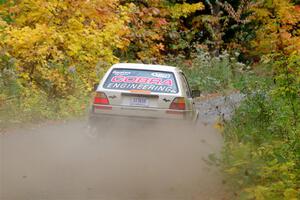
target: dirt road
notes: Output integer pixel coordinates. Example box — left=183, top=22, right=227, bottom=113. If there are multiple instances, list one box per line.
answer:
left=1, top=95, right=241, bottom=200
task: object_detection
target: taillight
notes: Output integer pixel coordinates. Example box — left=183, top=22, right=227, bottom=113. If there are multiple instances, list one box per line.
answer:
left=94, top=92, right=109, bottom=105
left=169, top=97, right=186, bottom=110
left=93, top=92, right=112, bottom=110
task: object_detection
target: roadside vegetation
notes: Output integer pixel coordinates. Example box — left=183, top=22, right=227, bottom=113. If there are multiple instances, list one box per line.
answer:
left=0, top=0, right=300, bottom=199
left=223, top=59, right=300, bottom=199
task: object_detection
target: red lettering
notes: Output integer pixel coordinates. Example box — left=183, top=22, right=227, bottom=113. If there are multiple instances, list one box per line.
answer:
left=111, top=76, right=173, bottom=86
left=149, top=78, right=162, bottom=85
left=124, top=76, right=137, bottom=83
left=136, top=77, right=149, bottom=84
left=111, top=75, right=125, bottom=82
left=162, top=79, right=173, bottom=86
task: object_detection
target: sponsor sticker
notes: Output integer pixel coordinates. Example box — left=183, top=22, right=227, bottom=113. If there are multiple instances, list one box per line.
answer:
left=104, top=69, right=178, bottom=94
left=151, top=72, right=171, bottom=79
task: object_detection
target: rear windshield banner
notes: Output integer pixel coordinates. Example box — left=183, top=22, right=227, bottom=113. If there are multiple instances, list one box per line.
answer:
left=103, top=69, right=178, bottom=94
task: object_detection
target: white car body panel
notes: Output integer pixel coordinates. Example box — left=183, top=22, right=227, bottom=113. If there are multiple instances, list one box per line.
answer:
left=90, top=63, right=198, bottom=122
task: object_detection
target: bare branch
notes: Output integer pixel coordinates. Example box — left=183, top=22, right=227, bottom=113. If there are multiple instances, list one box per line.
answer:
left=216, top=0, right=254, bottom=24
left=205, top=0, right=214, bottom=15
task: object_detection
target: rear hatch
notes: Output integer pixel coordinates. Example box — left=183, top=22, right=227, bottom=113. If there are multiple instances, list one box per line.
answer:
left=102, top=68, right=179, bottom=110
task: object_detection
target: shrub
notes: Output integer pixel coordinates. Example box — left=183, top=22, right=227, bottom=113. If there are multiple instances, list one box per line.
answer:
left=222, top=59, right=300, bottom=199
left=0, top=54, right=90, bottom=128
left=166, top=50, right=252, bottom=93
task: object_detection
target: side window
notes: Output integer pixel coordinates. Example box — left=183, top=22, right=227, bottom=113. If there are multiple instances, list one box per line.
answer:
left=180, top=72, right=192, bottom=98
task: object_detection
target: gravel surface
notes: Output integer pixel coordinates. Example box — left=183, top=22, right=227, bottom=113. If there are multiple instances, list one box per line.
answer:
left=196, top=93, right=245, bottom=124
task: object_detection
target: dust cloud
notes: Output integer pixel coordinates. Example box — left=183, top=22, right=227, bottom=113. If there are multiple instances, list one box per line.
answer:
left=0, top=118, right=227, bottom=200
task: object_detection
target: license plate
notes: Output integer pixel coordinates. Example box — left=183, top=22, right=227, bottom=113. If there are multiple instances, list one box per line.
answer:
left=130, top=97, right=149, bottom=107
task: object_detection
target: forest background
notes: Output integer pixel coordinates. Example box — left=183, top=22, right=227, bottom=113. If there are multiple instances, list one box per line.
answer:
left=0, top=0, right=300, bottom=199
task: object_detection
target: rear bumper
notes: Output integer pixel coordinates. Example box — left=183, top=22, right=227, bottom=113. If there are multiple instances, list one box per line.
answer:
left=90, top=104, right=193, bottom=120
left=89, top=104, right=196, bottom=124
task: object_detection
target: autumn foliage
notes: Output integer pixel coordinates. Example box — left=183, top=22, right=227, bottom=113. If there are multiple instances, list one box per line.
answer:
left=0, top=0, right=300, bottom=198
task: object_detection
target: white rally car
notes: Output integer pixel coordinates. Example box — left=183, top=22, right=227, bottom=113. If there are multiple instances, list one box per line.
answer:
left=89, top=63, right=200, bottom=125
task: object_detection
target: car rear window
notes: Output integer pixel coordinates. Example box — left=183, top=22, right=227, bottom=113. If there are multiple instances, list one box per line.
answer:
left=103, top=68, right=178, bottom=94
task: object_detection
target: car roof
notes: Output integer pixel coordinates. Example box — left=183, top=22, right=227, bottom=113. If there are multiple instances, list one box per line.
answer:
left=111, top=63, right=181, bottom=73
